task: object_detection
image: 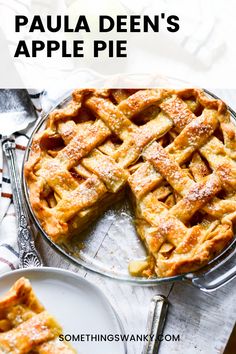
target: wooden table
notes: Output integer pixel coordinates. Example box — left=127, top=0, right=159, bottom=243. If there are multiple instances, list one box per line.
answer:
left=35, top=89, right=236, bottom=354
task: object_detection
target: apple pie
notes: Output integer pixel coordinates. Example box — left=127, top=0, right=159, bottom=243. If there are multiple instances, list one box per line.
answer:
left=0, top=277, right=76, bottom=353
left=25, top=88, right=236, bottom=277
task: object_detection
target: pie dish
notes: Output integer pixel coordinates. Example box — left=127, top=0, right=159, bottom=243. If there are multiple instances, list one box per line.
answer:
left=25, top=88, right=236, bottom=278
left=0, top=277, right=76, bottom=353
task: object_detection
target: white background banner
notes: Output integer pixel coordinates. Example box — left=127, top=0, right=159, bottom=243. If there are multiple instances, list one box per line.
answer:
left=0, top=0, right=235, bottom=88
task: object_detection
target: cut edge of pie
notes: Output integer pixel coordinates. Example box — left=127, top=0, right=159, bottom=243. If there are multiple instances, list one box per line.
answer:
left=25, top=88, right=236, bottom=278
left=0, top=277, right=76, bottom=353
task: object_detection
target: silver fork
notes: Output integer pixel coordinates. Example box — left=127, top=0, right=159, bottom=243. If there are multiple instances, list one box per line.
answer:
left=1, top=89, right=43, bottom=268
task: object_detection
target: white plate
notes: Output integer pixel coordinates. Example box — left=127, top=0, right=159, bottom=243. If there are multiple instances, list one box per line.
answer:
left=0, top=267, right=127, bottom=354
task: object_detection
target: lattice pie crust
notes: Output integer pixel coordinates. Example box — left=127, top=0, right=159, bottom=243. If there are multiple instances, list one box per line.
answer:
left=0, top=277, right=76, bottom=353
left=25, top=89, right=236, bottom=277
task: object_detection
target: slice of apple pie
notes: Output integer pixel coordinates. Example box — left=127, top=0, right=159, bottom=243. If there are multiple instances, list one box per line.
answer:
left=0, top=277, right=76, bottom=353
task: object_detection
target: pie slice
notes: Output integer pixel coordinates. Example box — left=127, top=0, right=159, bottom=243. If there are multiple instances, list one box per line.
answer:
left=0, top=277, right=76, bottom=353
left=25, top=88, right=236, bottom=277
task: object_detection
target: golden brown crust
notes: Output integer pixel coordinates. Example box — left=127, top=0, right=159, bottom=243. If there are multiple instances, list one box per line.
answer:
left=0, top=278, right=76, bottom=353
left=25, top=88, right=236, bottom=277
